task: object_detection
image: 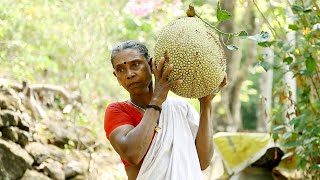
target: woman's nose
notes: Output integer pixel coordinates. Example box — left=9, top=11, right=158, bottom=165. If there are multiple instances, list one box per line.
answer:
left=126, top=70, right=135, bottom=79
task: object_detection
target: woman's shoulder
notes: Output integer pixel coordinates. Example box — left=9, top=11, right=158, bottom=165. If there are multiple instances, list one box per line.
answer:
left=106, top=101, right=130, bottom=111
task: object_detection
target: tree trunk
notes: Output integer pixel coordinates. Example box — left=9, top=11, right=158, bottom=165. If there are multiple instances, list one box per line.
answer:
left=217, top=1, right=258, bottom=132
left=284, top=2, right=297, bottom=124
left=257, top=47, right=274, bottom=132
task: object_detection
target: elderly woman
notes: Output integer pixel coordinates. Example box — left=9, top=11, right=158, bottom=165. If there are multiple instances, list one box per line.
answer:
left=104, top=40, right=226, bottom=180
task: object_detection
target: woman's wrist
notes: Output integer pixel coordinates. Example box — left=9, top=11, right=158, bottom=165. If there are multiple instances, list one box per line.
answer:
left=149, top=98, right=163, bottom=107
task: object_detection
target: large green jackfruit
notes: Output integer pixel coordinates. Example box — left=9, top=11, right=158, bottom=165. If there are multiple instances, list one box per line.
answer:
left=154, top=17, right=226, bottom=98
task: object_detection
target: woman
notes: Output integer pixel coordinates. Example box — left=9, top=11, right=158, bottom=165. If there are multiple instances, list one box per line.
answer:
left=104, top=40, right=227, bottom=180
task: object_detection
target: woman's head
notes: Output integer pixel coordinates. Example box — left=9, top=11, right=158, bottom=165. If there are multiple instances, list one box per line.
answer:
left=111, top=40, right=150, bottom=66
left=111, top=40, right=153, bottom=95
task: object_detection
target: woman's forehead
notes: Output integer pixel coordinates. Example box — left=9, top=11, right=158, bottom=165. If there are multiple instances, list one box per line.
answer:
left=112, top=49, right=145, bottom=66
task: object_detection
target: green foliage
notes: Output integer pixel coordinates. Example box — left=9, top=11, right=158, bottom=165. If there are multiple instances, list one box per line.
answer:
left=259, top=0, right=320, bottom=177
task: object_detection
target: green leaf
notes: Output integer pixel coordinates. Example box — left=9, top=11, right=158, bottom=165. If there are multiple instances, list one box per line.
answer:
left=293, top=70, right=312, bottom=77
left=282, top=140, right=301, bottom=148
left=282, top=132, right=292, bottom=140
left=272, top=132, right=279, bottom=140
left=288, top=24, right=299, bottom=31
left=291, top=5, right=303, bottom=12
left=303, top=8, right=312, bottom=13
left=276, top=40, right=284, bottom=48
left=246, top=31, right=270, bottom=42
left=258, top=40, right=276, bottom=47
left=273, top=125, right=285, bottom=131
left=236, top=30, right=248, bottom=37
left=311, top=164, right=320, bottom=171
left=306, top=58, right=316, bottom=72
left=303, top=137, right=317, bottom=145
left=226, top=44, right=238, bottom=50
left=283, top=57, right=293, bottom=64
left=282, top=43, right=295, bottom=53
left=217, top=9, right=232, bottom=21
left=260, top=61, right=272, bottom=72
left=281, top=152, right=294, bottom=160
left=257, top=54, right=264, bottom=61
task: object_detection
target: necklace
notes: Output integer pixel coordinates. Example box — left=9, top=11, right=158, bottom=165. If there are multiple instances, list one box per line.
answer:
left=128, top=99, right=161, bottom=133
left=128, top=99, right=146, bottom=112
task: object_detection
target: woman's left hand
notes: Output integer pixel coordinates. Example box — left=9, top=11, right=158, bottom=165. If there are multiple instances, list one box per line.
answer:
left=198, top=73, right=227, bottom=104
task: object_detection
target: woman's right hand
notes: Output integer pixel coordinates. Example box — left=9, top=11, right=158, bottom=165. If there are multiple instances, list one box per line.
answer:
left=150, top=54, right=183, bottom=106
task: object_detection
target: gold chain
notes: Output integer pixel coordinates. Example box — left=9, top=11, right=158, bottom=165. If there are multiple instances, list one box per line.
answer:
left=128, top=99, right=146, bottom=112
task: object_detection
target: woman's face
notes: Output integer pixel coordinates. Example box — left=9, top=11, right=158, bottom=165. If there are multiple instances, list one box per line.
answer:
left=112, top=48, right=152, bottom=95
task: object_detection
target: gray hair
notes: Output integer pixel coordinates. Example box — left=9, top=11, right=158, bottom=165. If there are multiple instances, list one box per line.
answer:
left=110, top=40, right=150, bottom=65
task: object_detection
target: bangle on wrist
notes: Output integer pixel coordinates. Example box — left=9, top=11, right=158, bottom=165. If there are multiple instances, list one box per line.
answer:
left=146, top=104, right=162, bottom=113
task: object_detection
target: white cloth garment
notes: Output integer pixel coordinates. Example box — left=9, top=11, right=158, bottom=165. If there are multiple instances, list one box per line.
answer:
left=137, top=98, right=202, bottom=180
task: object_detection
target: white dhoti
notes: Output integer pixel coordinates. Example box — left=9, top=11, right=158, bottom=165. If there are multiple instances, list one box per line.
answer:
left=137, top=98, right=202, bottom=180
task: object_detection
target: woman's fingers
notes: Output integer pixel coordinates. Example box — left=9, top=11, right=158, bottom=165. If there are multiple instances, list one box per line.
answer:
left=151, top=59, right=158, bottom=77
left=170, top=79, right=183, bottom=87
left=157, top=57, right=165, bottom=77
left=162, top=64, right=173, bottom=79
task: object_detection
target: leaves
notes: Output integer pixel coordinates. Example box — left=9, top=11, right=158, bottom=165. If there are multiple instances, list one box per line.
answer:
left=226, top=44, right=238, bottom=50
left=217, top=10, right=232, bottom=21
left=288, top=24, right=299, bottom=31
left=259, top=60, right=273, bottom=72
left=246, top=31, right=270, bottom=42
left=291, top=5, right=303, bottom=12
left=258, top=40, right=276, bottom=47
left=282, top=140, right=302, bottom=149
left=281, top=152, right=294, bottom=160
left=283, top=57, right=293, bottom=64
left=273, top=125, right=285, bottom=131
left=237, top=30, right=248, bottom=37
left=305, top=57, right=316, bottom=72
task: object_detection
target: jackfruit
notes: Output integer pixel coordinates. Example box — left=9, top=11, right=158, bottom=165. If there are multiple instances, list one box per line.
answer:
left=154, top=17, right=226, bottom=98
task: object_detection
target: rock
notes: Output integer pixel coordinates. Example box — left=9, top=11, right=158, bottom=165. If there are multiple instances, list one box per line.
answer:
left=25, top=142, right=65, bottom=164
left=0, top=110, right=20, bottom=128
left=2, top=127, right=32, bottom=147
left=41, top=119, right=94, bottom=149
left=18, top=130, right=32, bottom=147
left=43, top=159, right=65, bottom=180
left=69, top=174, right=86, bottom=180
left=2, top=127, right=19, bottom=142
left=18, top=112, right=33, bottom=131
left=64, top=160, right=83, bottom=179
left=0, top=138, right=34, bottom=179
left=21, top=169, right=52, bottom=180
left=0, top=93, right=22, bottom=111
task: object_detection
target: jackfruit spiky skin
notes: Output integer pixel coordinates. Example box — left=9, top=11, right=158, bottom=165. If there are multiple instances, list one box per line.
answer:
left=154, top=17, right=226, bottom=98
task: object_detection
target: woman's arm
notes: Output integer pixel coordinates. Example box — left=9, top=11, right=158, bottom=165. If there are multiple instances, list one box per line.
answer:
left=195, top=75, right=227, bottom=170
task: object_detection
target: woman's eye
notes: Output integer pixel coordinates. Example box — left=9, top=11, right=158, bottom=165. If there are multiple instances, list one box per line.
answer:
left=134, top=62, right=139, bottom=66
left=117, top=68, right=124, bottom=72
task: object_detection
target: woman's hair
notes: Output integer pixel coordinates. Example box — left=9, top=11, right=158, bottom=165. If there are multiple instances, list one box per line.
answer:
left=110, top=40, right=150, bottom=64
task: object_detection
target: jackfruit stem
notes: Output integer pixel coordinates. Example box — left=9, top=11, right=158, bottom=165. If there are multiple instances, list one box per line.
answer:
left=187, top=4, right=237, bottom=37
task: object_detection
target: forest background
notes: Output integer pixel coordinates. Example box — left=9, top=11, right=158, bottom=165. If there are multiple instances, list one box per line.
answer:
left=0, top=0, right=319, bottom=179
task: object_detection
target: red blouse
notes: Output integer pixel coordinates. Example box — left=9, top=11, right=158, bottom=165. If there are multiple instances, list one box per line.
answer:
left=104, top=101, right=152, bottom=166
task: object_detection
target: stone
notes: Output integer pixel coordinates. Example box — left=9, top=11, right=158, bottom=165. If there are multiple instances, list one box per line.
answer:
left=25, top=142, right=65, bottom=164
left=64, top=160, right=83, bottom=179
left=0, top=110, right=20, bottom=128
left=0, top=139, right=34, bottom=179
left=43, top=159, right=65, bottom=180
left=2, top=126, right=19, bottom=143
left=21, top=169, right=52, bottom=180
